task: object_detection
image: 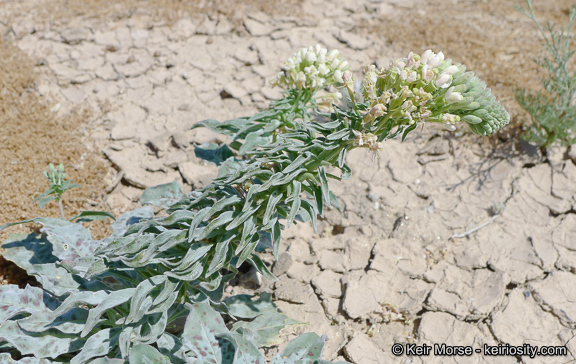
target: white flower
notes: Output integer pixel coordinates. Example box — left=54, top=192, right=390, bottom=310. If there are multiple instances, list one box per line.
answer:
left=400, top=69, right=408, bottom=80
left=435, top=73, right=451, bottom=87
left=327, top=49, right=339, bottom=61
left=338, top=61, right=349, bottom=70
left=420, top=49, right=433, bottom=64
left=427, top=52, right=444, bottom=68
left=446, top=91, right=463, bottom=103
left=318, top=64, right=329, bottom=75
left=407, top=70, right=418, bottom=83
left=443, top=65, right=459, bottom=75
left=331, top=58, right=341, bottom=69
left=334, top=70, right=343, bottom=83
left=305, top=52, right=317, bottom=63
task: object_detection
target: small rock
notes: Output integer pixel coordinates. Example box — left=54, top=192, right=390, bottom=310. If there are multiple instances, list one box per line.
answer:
left=244, top=18, right=274, bottom=36
left=60, top=86, right=86, bottom=104
left=367, top=192, right=379, bottom=202
left=312, top=270, right=343, bottom=298
left=274, top=278, right=315, bottom=304
left=344, top=334, right=386, bottom=364
left=272, top=252, right=293, bottom=276
left=195, top=17, right=217, bottom=35
left=334, top=30, right=372, bottom=50
left=259, top=85, right=282, bottom=101
left=179, top=161, right=218, bottom=189
left=530, top=271, right=576, bottom=327
left=318, top=250, right=346, bottom=273
left=569, top=145, right=576, bottom=164
left=61, top=27, right=90, bottom=44
left=417, top=137, right=450, bottom=156
left=222, top=83, right=248, bottom=100
left=109, top=104, right=147, bottom=140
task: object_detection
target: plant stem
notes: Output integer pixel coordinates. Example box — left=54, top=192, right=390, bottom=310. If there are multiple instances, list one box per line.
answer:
left=58, top=198, right=65, bottom=220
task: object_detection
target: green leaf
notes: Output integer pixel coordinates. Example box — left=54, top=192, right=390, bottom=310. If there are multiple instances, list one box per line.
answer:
left=300, top=200, right=318, bottom=233
left=106, top=207, right=154, bottom=241
left=195, top=142, right=235, bottom=165
left=82, top=289, right=136, bottom=337
left=271, top=219, right=282, bottom=259
left=287, top=196, right=301, bottom=228
left=283, top=153, right=312, bottom=174
left=236, top=234, right=260, bottom=268
left=247, top=254, right=275, bottom=281
left=199, top=211, right=235, bottom=240
left=317, top=167, right=330, bottom=205
left=0, top=353, right=53, bottom=363
left=156, top=333, right=187, bottom=364
left=88, top=358, right=126, bottom=364
left=38, top=195, right=58, bottom=209
left=1, top=233, right=57, bottom=272
left=181, top=302, right=229, bottom=362
left=223, top=293, right=276, bottom=319
left=19, top=307, right=89, bottom=335
left=70, top=210, right=115, bottom=223
left=27, top=263, right=107, bottom=297
left=271, top=333, right=326, bottom=363
left=263, top=190, right=283, bottom=226
left=129, top=344, right=169, bottom=364
left=70, top=328, right=121, bottom=364
left=224, top=331, right=266, bottom=364
left=232, top=311, right=300, bottom=347
left=0, top=320, right=83, bottom=359
left=326, top=129, right=351, bottom=141
left=0, top=285, right=55, bottom=323
left=239, top=132, right=270, bottom=155
left=126, top=276, right=167, bottom=324
left=206, top=239, right=231, bottom=277
left=141, top=181, right=184, bottom=209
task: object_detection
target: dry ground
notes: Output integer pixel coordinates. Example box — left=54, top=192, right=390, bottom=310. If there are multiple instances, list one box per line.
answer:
left=1, top=0, right=576, bottom=362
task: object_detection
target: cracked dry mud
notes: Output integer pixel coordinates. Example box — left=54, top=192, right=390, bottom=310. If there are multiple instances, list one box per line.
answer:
left=2, top=0, right=576, bottom=362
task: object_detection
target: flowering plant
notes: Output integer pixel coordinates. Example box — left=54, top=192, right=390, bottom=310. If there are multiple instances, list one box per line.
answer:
left=0, top=46, right=508, bottom=363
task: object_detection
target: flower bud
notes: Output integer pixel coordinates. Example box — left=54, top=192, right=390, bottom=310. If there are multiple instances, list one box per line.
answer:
left=435, top=73, right=451, bottom=87
left=427, top=52, right=444, bottom=68
left=331, top=58, right=340, bottom=69
left=342, top=70, right=354, bottom=84
left=443, top=65, right=459, bottom=75
left=462, top=115, right=483, bottom=125
left=327, top=49, right=339, bottom=61
left=420, top=49, right=433, bottom=64
left=318, top=64, right=329, bottom=75
left=446, top=92, right=463, bottom=103
left=338, top=61, right=349, bottom=70
left=407, top=70, right=417, bottom=83
left=305, top=52, right=316, bottom=63
left=334, top=70, right=343, bottom=83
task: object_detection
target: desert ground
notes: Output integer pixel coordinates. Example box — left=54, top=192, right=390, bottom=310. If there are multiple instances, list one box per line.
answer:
left=1, top=0, right=576, bottom=362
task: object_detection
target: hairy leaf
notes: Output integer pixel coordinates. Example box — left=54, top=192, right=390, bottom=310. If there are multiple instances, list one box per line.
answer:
left=70, top=328, right=121, bottom=364
left=232, top=311, right=300, bottom=348
left=141, top=181, right=184, bottom=209
left=181, top=302, right=229, bottom=361
left=271, top=333, right=326, bottom=363
left=129, top=344, right=169, bottom=364
left=223, top=293, right=276, bottom=319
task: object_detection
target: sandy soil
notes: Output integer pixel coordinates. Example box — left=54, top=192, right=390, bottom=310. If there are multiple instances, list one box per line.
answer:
left=1, top=0, right=576, bottom=362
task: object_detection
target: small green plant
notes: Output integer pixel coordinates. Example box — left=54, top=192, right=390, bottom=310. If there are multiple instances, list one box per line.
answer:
left=32, top=163, right=115, bottom=223
left=0, top=46, right=509, bottom=363
left=34, top=163, right=80, bottom=219
left=515, top=0, right=576, bottom=151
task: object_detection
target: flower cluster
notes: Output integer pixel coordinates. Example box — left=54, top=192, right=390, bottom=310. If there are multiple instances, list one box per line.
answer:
left=352, top=130, right=384, bottom=151
left=271, top=44, right=350, bottom=90
left=360, top=50, right=510, bottom=136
